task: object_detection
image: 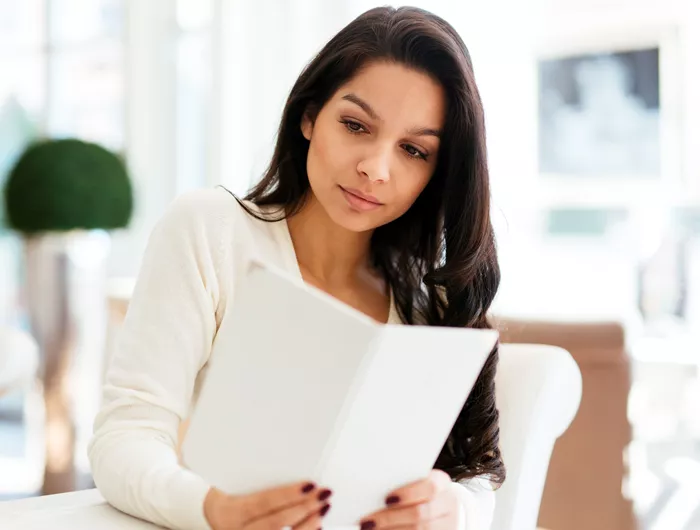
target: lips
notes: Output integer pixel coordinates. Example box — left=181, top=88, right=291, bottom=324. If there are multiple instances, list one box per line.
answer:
left=341, top=187, right=382, bottom=205
left=339, top=186, right=383, bottom=212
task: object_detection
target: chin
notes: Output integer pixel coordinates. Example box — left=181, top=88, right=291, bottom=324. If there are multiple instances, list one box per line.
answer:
left=331, top=207, right=381, bottom=232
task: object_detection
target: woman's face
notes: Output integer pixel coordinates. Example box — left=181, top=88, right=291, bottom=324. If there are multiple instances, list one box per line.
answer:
left=301, top=61, right=446, bottom=233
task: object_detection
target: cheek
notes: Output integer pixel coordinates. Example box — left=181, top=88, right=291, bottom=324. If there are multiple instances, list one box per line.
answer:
left=393, top=170, right=432, bottom=210
left=307, top=126, right=353, bottom=186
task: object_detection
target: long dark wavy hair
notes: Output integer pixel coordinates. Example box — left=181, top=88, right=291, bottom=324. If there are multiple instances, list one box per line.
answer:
left=238, top=6, right=504, bottom=487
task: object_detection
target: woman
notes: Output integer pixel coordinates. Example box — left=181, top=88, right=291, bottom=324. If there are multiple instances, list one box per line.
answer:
left=89, top=6, right=504, bottom=530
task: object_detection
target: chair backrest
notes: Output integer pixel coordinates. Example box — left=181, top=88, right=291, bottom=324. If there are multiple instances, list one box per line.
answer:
left=492, top=343, right=582, bottom=530
left=0, top=326, right=39, bottom=397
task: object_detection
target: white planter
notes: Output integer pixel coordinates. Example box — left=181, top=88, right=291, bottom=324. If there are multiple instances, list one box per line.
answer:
left=24, top=230, right=111, bottom=494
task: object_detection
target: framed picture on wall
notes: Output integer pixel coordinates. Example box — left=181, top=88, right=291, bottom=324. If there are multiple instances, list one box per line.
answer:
left=534, top=22, right=682, bottom=207
left=539, top=47, right=660, bottom=177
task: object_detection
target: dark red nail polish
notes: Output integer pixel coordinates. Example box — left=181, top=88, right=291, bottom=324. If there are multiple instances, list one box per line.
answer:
left=302, top=482, right=316, bottom=494
left=320, top=503, right=331, bottom=517
left=318, top=489, right=332, bottom=501
left=386, top=495, right=400, bottom=505
left=361, top=521, right=376, bottom=530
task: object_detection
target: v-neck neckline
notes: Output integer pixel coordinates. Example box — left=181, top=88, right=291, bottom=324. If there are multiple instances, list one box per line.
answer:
left=279, top=216, right=400, bottom=325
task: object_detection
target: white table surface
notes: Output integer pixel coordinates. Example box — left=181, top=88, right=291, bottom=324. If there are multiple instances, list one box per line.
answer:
left=0, top=489, right=164, bottom=529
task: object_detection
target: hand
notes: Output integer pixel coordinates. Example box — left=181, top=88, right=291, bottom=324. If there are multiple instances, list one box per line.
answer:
left=203, top=481, right=333, bottom=530
left=359, top=470, right=460, bottom=530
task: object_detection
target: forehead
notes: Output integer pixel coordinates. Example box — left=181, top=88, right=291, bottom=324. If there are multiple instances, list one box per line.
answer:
left=334, top=61, right=446, bottom=129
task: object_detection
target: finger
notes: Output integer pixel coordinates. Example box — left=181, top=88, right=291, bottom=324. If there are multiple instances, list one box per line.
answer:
left=360, top=495, right=451, bottom=530
left=294, top=502, right=332, bottom=530
left=246, top=495, right=330, bottom=530
left=383, top=470, right=452, bottom=508
left=235, top=481, right=325, bottom=523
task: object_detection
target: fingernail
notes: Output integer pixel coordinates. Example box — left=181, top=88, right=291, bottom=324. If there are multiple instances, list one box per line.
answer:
left=302, top=482, right=316, bottom=494
left=320, top=503, right=331, bottom=517
left=361, top=521, right=376, bottom=530
left=318, top=489, right=332, bottom=501
left=385, top=495, right=400, bottom=505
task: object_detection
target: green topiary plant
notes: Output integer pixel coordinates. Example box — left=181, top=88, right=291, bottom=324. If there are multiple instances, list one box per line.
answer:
left=3, top=138, right=133, bottom=234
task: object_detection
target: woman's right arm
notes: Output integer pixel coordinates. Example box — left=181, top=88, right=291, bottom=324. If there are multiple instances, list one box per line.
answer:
left=88, top=190, right=232, bottom=530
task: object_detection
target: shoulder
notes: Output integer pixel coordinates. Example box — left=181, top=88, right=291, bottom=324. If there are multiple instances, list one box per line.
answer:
left=163, top=187, right=244, bottom=225
left=163, top=186, right=280, bottom=231
left=154, top=187, right=287, bottom=274
left=153, top=187, right=259, bottom=245
left=144, top=188, right=253, bottom=280
left=147, top=188, right=260, bottom=309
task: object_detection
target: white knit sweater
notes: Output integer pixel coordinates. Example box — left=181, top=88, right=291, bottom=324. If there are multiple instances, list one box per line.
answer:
left=88, top=187, right=495, bottom=530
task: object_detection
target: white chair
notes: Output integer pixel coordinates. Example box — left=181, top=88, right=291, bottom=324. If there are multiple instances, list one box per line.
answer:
left=0, top=326, right=39, bottom=398
left=493, top=343, right=582, bottom=530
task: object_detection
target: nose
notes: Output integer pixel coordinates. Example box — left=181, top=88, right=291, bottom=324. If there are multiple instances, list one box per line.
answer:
left=357, top=146, right=391, bottom=184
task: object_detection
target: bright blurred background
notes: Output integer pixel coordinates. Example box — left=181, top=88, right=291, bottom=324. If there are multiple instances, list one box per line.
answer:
left=1, top=1, right=699, bottom=529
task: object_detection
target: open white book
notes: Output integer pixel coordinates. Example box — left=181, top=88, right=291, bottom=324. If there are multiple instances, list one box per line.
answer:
left=181, top=260, right=498, bottom=526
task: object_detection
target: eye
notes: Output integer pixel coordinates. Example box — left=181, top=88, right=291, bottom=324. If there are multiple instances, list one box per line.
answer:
left=402, top=144, right=429, bottom=161
left=340, top=119, right=367, bottom=134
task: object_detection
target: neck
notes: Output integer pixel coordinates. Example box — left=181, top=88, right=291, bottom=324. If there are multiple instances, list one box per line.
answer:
left=286, top=193, right=374, bottom=287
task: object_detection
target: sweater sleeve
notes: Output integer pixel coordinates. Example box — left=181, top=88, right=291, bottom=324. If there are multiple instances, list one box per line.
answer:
left=88, top=190, right=234, bottom=530
left=450, top=479, right=496, bottom=530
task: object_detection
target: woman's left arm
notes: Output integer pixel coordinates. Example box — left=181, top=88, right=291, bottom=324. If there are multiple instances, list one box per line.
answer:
left=359, top=470, right=495, bottom=530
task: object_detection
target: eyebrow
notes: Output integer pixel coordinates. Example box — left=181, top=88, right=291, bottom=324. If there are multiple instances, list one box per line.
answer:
left=341, top=93, right=442, bottom=138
